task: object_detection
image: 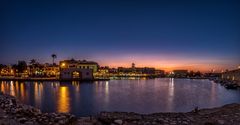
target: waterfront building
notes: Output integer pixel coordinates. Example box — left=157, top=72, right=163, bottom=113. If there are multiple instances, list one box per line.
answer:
left=59, top=59, right=98, bottom=80
left=155, top=70, right=165, bottom=77
left=60, top=68, right=93, bottom=80
left=0, top=65, right=14, bottom=76
left=108, top=68, right=118, bottom=74
left=59, top=59, right=99, bottom=72
left=94, top=66, right=110, bottom=79
left=43, top=63, right=60, bottom=77
left=172, top=70, right=188, bottom=78
left=28, top=63, right=44, bottom=77
left=117, top=63, right=157, bottom=77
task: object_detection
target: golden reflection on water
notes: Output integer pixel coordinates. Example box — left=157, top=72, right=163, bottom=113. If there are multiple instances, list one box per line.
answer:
left=15, top=81, right=19, bottom=96
left=34, top=82, right=43, bottom=107
left=57, top=86, right=70, bottom=113
left=20, top=82, right=25, bottom=100
left=0, top=81, right=6, bottom=93
left=10, top=81, right=15, bottom=96
left=72, top=81, right=80, bottom=92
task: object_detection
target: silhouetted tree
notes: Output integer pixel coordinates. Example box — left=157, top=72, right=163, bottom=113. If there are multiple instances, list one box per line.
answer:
left=29, top=59, right=38, bottom=76
left=188, top=70, right=194, bottom=77
left=17, top=61, right=27, bottom=73
left=30, top=59, right=36, bottom=65
left=195, top=71, right=202, bottom=77
left=0, top=64, right=6, bottom=71
left=12, top=64, right=18, bottom=76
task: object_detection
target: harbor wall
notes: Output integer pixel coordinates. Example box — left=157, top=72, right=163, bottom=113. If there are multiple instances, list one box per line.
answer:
left=222, top=69, right=240, bottom=85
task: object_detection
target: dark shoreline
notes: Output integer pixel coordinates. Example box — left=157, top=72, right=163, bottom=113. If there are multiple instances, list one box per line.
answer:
left=1, top=92, right=240, bottom=125
left=0, top=77, right=208, bottom=82
left=0, top=77, right=110, bottom=82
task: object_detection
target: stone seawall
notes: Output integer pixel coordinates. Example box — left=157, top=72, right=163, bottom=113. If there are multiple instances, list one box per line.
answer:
left=1, top=92, right=240, bottom=125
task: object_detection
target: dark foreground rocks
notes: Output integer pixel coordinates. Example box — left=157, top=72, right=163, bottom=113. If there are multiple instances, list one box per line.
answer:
left=94, top=104, right=240, bottom=125
left=1, top=92, right=240, bottom=125
left=0, top=92, right=76, bottom=125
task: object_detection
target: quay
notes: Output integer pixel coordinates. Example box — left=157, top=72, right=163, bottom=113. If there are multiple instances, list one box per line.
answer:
left=0, top=76, right=110, bottom=82
left=210, top=69, right=240, bottom=90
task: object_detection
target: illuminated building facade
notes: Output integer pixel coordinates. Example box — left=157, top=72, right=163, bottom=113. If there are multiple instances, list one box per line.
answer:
left=59, top=59, right=97, bottom=80
left=59, top=59, right=99, bottom=73
left=43, top=64, right=60, bottom=77
left=0, top=65, right=14, bottom=76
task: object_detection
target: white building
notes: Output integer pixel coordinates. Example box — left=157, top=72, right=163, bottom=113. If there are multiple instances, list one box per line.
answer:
left=60, top=68, right=93, bottom=80
left=59, top=59, right=97, bottom=80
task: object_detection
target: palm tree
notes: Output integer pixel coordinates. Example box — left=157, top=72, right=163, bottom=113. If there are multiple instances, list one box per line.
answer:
left=29, top=59, right=37, bottom=76
left=51, top=54, right=57, bottom=65
left=30, top=59, right=36, bottom=65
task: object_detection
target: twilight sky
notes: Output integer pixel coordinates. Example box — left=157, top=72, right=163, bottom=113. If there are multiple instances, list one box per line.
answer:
left=0, top=0, right=240, bottom=72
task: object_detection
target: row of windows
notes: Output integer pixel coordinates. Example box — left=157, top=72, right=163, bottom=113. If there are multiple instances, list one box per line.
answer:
left=62, top=72, right=90, bottom=75
left=68, top=65, right=95, bottom=69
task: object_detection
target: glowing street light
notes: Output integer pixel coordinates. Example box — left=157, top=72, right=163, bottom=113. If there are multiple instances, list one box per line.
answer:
left=61, top=63, right=66, bottom=67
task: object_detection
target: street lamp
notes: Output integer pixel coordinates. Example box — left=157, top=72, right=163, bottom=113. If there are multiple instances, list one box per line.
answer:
left=61, top=63, right=66, bottom=67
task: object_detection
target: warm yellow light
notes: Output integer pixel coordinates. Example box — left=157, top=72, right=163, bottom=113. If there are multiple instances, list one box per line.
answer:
left=57, top=86, right=70, bottom=113
left=61, top=63, right=66, bottom=67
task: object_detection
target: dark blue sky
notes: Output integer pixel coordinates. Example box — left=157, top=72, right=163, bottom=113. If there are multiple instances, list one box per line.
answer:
left=0, top=0, right=239, bottom=71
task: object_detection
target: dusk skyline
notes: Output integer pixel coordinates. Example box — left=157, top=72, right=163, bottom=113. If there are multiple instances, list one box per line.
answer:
left=1, top=0, right=240, bottom=72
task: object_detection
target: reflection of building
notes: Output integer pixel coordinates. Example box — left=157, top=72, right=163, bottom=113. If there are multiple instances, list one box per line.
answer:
left=222, top=69, right=240, bottom=85
left=59, top=59, right=96, bottom=80
left=172, top=70, right=188, bottom=78
left=57, top=86, right=70, bottom=113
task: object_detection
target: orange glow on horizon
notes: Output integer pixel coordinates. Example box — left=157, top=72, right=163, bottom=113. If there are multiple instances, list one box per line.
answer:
left=94, top=54, right=237, bottom=72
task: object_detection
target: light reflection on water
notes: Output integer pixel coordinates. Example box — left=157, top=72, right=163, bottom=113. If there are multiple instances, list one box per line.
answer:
left=57, top=86, right=70, bottom=113
left=0, top=78, right=240, bottom=117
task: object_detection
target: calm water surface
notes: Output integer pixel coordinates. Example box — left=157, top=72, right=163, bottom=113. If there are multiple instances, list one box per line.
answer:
left=0, top=78, right=240, bottom=116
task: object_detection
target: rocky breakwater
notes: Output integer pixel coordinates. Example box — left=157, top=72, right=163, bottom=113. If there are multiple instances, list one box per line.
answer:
left=0, top=92, right=76, bottom=125
left=96, top=104, right=240, bottom=125
left=212, top=79, right=239, bottom=90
